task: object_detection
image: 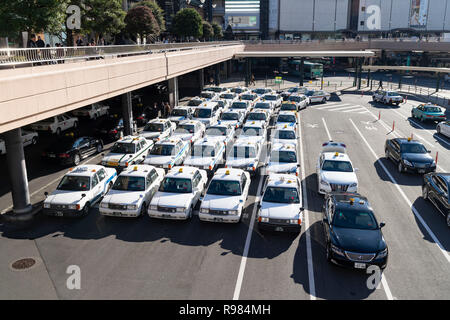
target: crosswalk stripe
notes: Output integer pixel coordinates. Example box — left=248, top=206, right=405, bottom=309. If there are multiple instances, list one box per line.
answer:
left=326, top=105, right=362, bottom=111
left=342, top=107, right=368, bottom=113
left=315, top=103, right=351, bottom=110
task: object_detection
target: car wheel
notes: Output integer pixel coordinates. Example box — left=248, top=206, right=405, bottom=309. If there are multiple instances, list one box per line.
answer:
left=82, top=202, right=90, bottom=217
left=96, top=143, right=103, bottom=154
left=446, top=212, right=450, bottom=228
left=385, top=149, right=390, bottom=160
left=56, top=127, right=61, bottom=136
left=140, top=203, right=147, bottom=217
left=411, top=111, right=415, bottom=118
left=422, top=185, right=428, bottom=200
left=31, top=137, right=37, bottom=145
left=437, top=126, right=441, bottom=134
left=326, top=243, right=332, bottom=262
left=73, top=153, right=81, bottom=166
left=106, top=181, right=113, bottom=194
left=322, top=98, right=326, bottom=104
left=187, top=205, right=193, bottom=220
left=421, top=116, right=425, bottom=123
left=398, top=162, right=404, bottom=173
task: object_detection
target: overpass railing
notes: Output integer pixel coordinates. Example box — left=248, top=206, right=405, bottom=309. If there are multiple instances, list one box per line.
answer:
left=0, top=41, right=242, bottom=68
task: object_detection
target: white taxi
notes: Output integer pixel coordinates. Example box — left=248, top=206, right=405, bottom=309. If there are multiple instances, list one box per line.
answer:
left=192, top=101, right=221, bottom=127
left=271, top=123, right=298, bottom=146
left=71, top=103, right=110, bottom=120
left=187, top=97, right=205, bottom=107
left=286, top=94, right=309, bottom=110
left=225, top=139, right=263, bottom=174
left=230, top=87, right=249, bottom=95
left=238, top=121, right=267, bottom=145
left=172, top=120, right=206, bottom=144
left=140, top=118, right=175, bottom=142
left=261, top=93, right=283, bottom=108
left=101, top=136, right=153, bottom=171
left=219, top=92, right=238, bottom=105
left=276, top=111, right=298, bottom=126
left=253, top=101, right=275, bottom=118
left=0, top=130, right=39, bottom=155
left=43, top=165, right=117, bottom=217
left=219, top=110, right=246, bottom=129
left=316, top=141, right=358, bottom=195
left=143, top=137, right=190, bottom=170
left=280, top=101, right=300, bottom=112
left=239, top=93, right=260, bottom=107
left=437, top=120, right=450, bottom=138
left=266, top=143, right=300, bottom=176
left=204, top=86, right=228, bottom=94
left=148, top=166, right=208, bottom=220
left=99, top=165, right=165, bottom=217
left=168, top=106, right=194, bottom=125
left=306, top=90, right=331, bottom=104
left=204, top=122, right=236, bottom=147
left=245, top=109, right=270, bottom=128
left=229, top=100, right=252, bottom=117
left=257, top=174, right=303, bottom=232
left=30, top=114, right=79, bottom=135
left=252, top=88, right=274, bottom=96
left=183, top=138, right=226, bottom=173
left=200, top=91, right=219, bottom=101
left=212, top=99, right=230, bottom=113
left=199, top=168, right=251, bottom=223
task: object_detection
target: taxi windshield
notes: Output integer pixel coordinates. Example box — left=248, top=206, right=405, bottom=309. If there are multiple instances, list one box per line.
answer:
left=221, top=113, right=239, bottom=120
left=240, top=94, right=256, bottom=100
left=332, top=209, right=378, bottom=230
left=231, top=102, right=247, bottom=109
left=207, top=180, right=242, bottom=196
left=254, top=103, right=270, bottom=109
left=263, top=187, right=299, bottom=203
left=247, top=113, right=267, bottom=121
left=271, top=151, right=297, bottom=163
left=252, top=89, right=267, bottom=95
left=424, top=106, right=442, bottom=113
left=57, top=175, right=90, bottom=191
left=220, top=93, right=235, bottom=99
left=170, top=109, right=187, bottom=117
left=322, top=160, right=353, bottom=172
left=277, top=114, right=296, bottom=123
left=113, top=176, right=145, bottom=191
left=231, top=88, right=246, bottom=94
left=281, top=103, right=297, bottom=111
left=150, top=144, right=174, bottom=156
left=159, top=177, right=192, bottom=193
left=143, top=123, right=164, bottom=132
left=110, top=142, right=136, bottom=154
left=188, top=100, right=202, bottom=106
left=192, top=145, right=216, bottom=157
left=242, top=127, right=263, bottom=136
left=194, top=108, right=212, bottom=118
left=288, top=96, right=303, bottom=102
left=206, top=127, right=227, bottom=136
left=401, top=143, right=427, bottom=154
left=288, top=87, right=298, bottom=93
left=263, top=95, right=277, bottom=101
left=274, top=130, right=295, bottom=139
left=232, top=146, right=256, bottom=158
left=200, top=92, right=214, bottom=99
left=175, top=124, right=195, bottom=134
left=387, top=92, right=399, bottom=96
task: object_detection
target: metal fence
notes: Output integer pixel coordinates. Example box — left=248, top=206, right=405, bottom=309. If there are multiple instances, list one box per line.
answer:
left=0, top=41, right=242, bottom=68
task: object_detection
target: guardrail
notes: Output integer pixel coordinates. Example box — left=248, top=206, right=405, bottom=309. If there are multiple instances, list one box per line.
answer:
left=0, top=41, right=242, bottom=68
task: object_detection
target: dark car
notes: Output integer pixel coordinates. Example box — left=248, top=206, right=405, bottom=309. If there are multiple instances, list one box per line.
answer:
left=322, top=193, right=388, bottom=270
left=422, top=173, right=450, bottom=227
left=384, top=138, right=436, bottom=174
left=42, top=136, right=103, bottom=166
left=94, top=116, right=124, bottom=141
left=134, top=106, right=157, bottom=127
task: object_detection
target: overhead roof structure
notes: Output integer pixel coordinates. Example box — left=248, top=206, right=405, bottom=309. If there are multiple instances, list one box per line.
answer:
left=235, top=51, right=375, bottom=58
left=362, top=65, right=450, bottom=73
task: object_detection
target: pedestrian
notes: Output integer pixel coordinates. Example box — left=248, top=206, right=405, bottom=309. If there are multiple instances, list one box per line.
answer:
left=158, top=102, right=165, bottom=118
left=27, top=34, right=37, bottom=48
left=76, top=37, right=84, bottom=46
left=250, top=73, right=256, bottom=86
left=378, top=80, right=383, bottom=90
left=36, top=36, right=45, bottom=48
left=151, top=102, right=159, bottom=119
left=164, top=102, right=171, bottom=118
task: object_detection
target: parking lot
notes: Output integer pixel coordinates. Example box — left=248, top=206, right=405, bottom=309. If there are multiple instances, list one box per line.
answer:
left=0, top=86, right=449, bottom=300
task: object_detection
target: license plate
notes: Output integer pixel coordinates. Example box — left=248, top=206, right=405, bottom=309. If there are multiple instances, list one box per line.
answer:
left=214, top=217, right=223, bottom=222
left=162, top=214, right=171, bottom=218
left=275, top=226, right=284, bottom=232
left=113, top=212, right=122, bottom=216
left=418, top=169, right=425, bottom=173
left=108, top=162, right=118, bottom=167
left=354, top=263, right=366, bottom=269
left=48, top=154, right=56, bottom=158
left=55, top=211, right=63, bottom=216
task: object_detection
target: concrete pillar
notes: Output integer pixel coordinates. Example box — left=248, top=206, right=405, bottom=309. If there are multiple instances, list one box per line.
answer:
left=214, top=64, right=220, bottom=86
left=436, top=74, right=441, bottom=92
left=299, top=58, right=305, bottom=87
left=227, top=60, right=232, bottom=78
left=122, top=92, right=133, bottom=136
left=198, top=69, right=204, bottom=92
left=357, top=58, right=362, bottom=90
left=245, top=58, right=250, bottom=87
left=4, top=128, right=32, bottom=214
left=223, top=62, right=228, bottom=80
left=367, top=69, right=371, bottom=87
left=168, top=76, right=179, bottom=107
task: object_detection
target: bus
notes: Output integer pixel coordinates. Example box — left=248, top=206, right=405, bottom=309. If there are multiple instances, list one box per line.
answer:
left=287, top=60, right=323, bottom=79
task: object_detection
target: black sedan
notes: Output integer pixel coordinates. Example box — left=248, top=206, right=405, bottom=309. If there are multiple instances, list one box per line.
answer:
left=322, top=193, right=388, bottom=270
left=423, top=173, right=450, bottom=227
left=385, top=138, right=436, bottom=174
left=94, top=116, right=124, bottom=141
left=42, top=136, right=103, bottom=166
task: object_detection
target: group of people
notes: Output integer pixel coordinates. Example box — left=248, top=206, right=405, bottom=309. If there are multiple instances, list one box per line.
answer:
left=145, top=102, right=173, bottom=119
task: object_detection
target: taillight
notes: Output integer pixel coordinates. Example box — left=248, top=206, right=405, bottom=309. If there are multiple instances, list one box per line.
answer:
left=209, top=165, right=212, bottom=170
left=59, top=153, right=70, bottom=158
left=110, top=129, right=118, bottom=134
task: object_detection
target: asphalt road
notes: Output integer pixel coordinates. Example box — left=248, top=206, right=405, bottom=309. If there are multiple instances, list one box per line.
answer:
left=0, top=91, right=449, bottom=300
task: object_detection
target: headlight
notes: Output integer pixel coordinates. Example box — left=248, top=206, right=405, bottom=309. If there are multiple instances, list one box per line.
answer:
left=68, top=204, right=78, bottom=210
left=259, top=216, right=269, bottom=223
left=376, top=248, right=388, bottom=259
left=403, top=159, right=413, bottom=166
left=349, top=182, right=357, bottom=188
left=200, top=208, right=209, bottom=214
left=289, top=219, right=300, bottom=224
left=228, top=210, right=238, bottom=215
left=150, top=205, right=157, bottom=210
left=176, top=207, right=186, bottom=212
left=331, top=243, right=345, bottom=256
left=100, top=202, right=108, bottom=208
left=43, top=203, right=50, bottom=209
left=127, top=205, right=137, bottom=210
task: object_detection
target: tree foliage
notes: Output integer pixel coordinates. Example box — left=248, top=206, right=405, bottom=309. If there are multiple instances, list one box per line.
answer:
left=125, top=5, right=160, bottom=40
left=224, top=24, right=234, bottom=40
left=172, top=8, right=203, bottom=39
left=212, top=23, right=223, bottom=40
left=202, top=21, right=214, bottom=40
left=132, top=0, right=166, bottom=33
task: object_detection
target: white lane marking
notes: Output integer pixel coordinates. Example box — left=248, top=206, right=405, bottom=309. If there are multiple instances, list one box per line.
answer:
left=342, top=107, right=368, bottom=113
left=1, top=152, right=104, bottom=214
left=321, top=118, right=332, bottom=141
left=324, top=105, right=361, bottom=112
left=299, top=117, right=316, bottom=300
left=315, top=103, right=351, bottom=110
left=349, top=118, right=450, bottom=265
left=233, top=175, right=265, bottom=300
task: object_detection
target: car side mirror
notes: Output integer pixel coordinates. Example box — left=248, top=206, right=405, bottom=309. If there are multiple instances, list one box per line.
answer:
left=101, top=153, right=105, bottom=156
left=427, top=150, right=431, bottom=153
left=379, top=222, right=386, bottom=229
left=354, top=168, right=359, bottom=172
left=81, top=194, right=86, bottom=199
left=44, top=192, right=49, bottom=197
left=322, top=217, right=328, bottom=223
left=297, top=164, right=301, bottom=168
left=300, top=207, right=304, bottom=211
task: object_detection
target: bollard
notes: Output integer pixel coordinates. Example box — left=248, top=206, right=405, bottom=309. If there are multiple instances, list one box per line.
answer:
left=436, top=151, right=438, bottom=165
left=378, top=111, right=381, bottom=120
left=392, top=120, right=395, bottom=131
left=411, top=133, right=413, bottom=140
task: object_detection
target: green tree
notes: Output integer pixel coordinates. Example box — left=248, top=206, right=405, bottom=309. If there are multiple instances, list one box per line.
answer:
left=0, top=0, right=68, bottom=45
left=132, top=0, right=165, bottom=33
left=224, top=24, right=234, bottom=40
left=172, top=8, right=203, bottom=40
left=125, top=5, right=160, bottom=42
left=74, top=0, right=126, bottom=43
left=212, top=23, right=223, bottom=40
left=202, top=21, right=214, bottom=41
